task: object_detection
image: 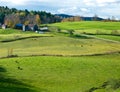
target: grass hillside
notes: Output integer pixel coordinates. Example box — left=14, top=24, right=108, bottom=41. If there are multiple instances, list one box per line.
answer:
left=49, top=21, right=120, bottom=36
left=94, top=35, right=120, bottom=42
left=0, top=34, right=120, bottom=58
left=0, top=21, right=120, bottom=92
left=49, top=21, right=120, bottom=41
left=0, top=54, right=120, bottom=92
left=0, top=28, right=35, bottom=34
left=50, top=21, right=120, bottom=30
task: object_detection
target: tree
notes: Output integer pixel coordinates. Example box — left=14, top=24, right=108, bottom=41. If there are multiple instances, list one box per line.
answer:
left=24, top=20, right=29, bottom=25
left=61, top=16, right=81, bottom=22
left=111, top=16, right=116, bottom=22
left=73, top=16, right=81, bottom=21
left=57, top=28, right=61, bottom=33
left=0, top=13, right=5, bottom=23
left=67, top=29, right=74, bottom=36
left=8, top=20, right=13, bottom=28
left=1, top=6, right=62, bottom=26
left=25, top=9, right=29, bottom=16
left=4, top=14, right=20, bottom=28
left=93, top=14, right=98, bottom=21
left=35, top=14, right=41, bottom=24
left=19, top=12, right=26, bottom=17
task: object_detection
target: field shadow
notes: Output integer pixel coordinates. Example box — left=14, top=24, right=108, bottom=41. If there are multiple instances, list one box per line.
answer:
left=86, top=79, right=120, bottom=92
left=0, top=67, right=6, bottom=72
left=0, top=66, right=36, bottom=92
left=86, top=33, right=120, bottom=36
left=0, top=35, right=53, bottom=43
left=58, top=31, right=93, bottom=39
left=72, top=34, right=93, bottom=39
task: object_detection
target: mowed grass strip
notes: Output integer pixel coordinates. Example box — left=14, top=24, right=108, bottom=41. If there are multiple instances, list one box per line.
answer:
left=0, top=54, right=120, bottom=92
left=94, top=35, right=120, bottom=42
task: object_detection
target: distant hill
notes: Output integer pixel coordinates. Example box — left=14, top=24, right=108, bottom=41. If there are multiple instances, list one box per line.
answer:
left=55, top=14, right=74, bottom=18
left=55, top=14, right=104, bottom=21
left=81, top=16, right=104, bottom=21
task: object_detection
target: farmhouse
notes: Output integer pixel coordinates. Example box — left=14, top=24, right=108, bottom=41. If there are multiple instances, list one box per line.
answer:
left=2, top=24, right=7, bottom=29
left=15, top=24, right=38, bottom=31
left=28, top=24, right=38, bottom=31
left=15, top=24, right=23, bottom=30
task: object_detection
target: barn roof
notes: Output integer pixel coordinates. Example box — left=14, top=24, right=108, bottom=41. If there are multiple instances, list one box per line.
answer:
left=15, top=24, right=23, bottom=27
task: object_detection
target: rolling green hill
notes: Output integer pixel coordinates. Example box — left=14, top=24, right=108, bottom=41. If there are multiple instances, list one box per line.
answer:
left=0, top=21, right=120, bottom=92
left=0, top=33, right=119, bottom=58
left=50, top=21, right=120, bottom=30
left=0, top=54, right=120, bottom=92
left=49, top=21, right=120, bottom=41
left=49, top=21, right=120, bottom=36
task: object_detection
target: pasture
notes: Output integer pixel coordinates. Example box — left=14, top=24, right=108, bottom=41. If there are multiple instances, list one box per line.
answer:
left=50, top=21, right=120, bottom=35
left=0, top=54, right=120, bottom=92
left=93, top=35, right=120, bottom=41
left=0, top=33, right=120, bottom=58
left=0, top=21, right=120, bottom=92
left=50, top=21, right=120, bottom=30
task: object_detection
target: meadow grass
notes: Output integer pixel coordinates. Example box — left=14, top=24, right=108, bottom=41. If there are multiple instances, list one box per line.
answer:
left=50, top=21, right=120, bottom=30
left=0, top=36, right=120, bottom=58
left=93, top=35, right=120, bottom=41
left=49, top=21, right=120, bottom=35
left=0, top=54, right=120, bottom=92
left=0, top=28, right=41, bottom=34
left=0, top=22, right=120, bottom=92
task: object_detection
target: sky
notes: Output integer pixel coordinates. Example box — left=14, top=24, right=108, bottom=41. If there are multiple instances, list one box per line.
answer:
left=0, top=0, right=120, bottom=19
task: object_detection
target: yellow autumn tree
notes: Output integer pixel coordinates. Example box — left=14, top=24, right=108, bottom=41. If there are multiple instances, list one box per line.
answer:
left=24, top=20, right=29, bottom=25
left=35, top=14, right=41, bottom=25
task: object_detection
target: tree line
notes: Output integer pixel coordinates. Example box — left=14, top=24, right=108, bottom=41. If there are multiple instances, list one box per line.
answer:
left=0, top=6, right=61, bottom=28
left=61, top=14, right=120, bottom=22
left=0, top=6, right=119, bottom=28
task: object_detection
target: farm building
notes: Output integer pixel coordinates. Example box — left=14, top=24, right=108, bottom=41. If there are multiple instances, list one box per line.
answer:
left=39, top=27, right=48, bottom=31
left=15, top=24, right=23, bottom=30
left=35, top=27, right=49, bottom=34
left=28, top=24, right=38, bottom=31
left=15, top=24, right=38, bottom=31
left=2, top=24, right=7, bottom=29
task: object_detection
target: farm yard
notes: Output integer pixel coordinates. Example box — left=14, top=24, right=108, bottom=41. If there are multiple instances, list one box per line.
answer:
left=0, top=21, right=120, bottom=92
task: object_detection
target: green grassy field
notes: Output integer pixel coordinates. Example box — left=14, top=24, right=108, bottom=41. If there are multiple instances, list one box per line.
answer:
left=0, top=21, right=120, bottom=92
left=0, top=54, right=120, bottom=92
left=0, top=28, right=34, bottom=34
left=50, top=21, right=120, bottom=30
left=0, top=34, right=120, bottom=58
left=93, top=35, right=120, bottom=41
left=49, top=21, right=120, bottom=35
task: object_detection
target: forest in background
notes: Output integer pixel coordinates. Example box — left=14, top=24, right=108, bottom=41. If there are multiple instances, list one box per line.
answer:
left=0, top=6, right=62, bottom=27
left=0, top=6, right=119, bottom=28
